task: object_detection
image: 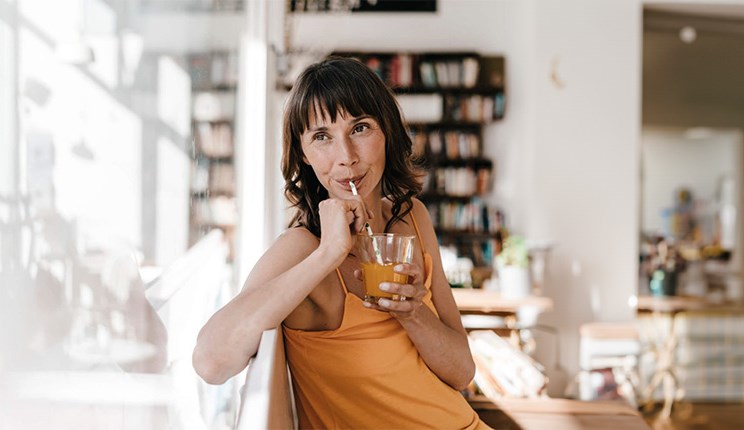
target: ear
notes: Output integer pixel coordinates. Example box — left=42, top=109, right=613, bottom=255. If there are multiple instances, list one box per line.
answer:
left=302, top=155, right=309, bottom=164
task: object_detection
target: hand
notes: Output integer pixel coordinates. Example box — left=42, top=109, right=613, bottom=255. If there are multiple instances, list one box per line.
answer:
left=357, top=262, right=426, bottom=320
left=318, top=197, right=371, bottom=256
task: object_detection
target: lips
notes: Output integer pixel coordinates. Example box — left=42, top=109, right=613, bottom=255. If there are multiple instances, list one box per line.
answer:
left=337, top=173, right=366, bottom=190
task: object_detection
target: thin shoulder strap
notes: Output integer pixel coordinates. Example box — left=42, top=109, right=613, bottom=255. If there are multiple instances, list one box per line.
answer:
left=335, top=268, right=349, bottom=293
left=409, top=211, right=427, bottom=259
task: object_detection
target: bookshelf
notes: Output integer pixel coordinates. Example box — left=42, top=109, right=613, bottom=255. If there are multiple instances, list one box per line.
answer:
left=188, top=51, right=239, bottom=260
left=332, top=52, right=506, bottom=274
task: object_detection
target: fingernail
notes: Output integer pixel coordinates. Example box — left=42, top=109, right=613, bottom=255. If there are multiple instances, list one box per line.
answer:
left=378, top=299, right=390, bottom=307
left=394, top=265, right=404, bottom=271
left=362, top=301, right=372, bottom=308
left=379, top=283, right=390, bottom=291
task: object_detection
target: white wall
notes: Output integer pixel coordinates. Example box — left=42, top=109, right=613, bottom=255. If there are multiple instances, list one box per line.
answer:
left=286, top=0, right=642, bottom=395
left=525, top=1, right=641, bottom=393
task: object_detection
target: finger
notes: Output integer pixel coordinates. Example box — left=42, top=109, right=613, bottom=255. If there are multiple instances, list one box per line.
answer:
left=377, top=298, right=414, bottom=312
left=347, top=201, right=368, bottom=233
left=393, top=263, right=421, bottom=284
left=353, top=269, right=363, bottom=281
left=379, top=282, right=416, bottom=299
left=361, top=301, right=387, bottom=313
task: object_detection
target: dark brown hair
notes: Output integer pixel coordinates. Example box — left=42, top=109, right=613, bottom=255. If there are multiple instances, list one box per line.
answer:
left=281, top=56, right=422, bottom=237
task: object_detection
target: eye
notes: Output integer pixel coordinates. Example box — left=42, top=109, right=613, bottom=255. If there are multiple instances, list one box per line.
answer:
left=352, top=123, right=370, bottom=134
left=312, top=133, right=329, bottom=142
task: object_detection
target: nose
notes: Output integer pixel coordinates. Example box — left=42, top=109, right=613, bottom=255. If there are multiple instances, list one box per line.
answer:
left=337, top=135, right=359, bottom=167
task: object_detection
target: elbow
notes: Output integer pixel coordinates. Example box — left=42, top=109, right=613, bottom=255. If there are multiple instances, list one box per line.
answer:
left=192, top=346, right=230, bottom=385
left=453, top=357, right=476, bottom=392
left=451, top=375, right=473, bottom=392
left=452, top=381, right=471, bottom=392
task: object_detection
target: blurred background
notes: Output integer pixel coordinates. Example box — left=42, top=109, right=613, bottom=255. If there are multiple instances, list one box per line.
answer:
left=1, top=1, right=743, bottom=429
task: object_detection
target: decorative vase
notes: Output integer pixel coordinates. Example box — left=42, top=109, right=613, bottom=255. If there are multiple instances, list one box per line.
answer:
left=499, top=265, right=531, bottom=298
left=649, top=269, right=678, bottom=296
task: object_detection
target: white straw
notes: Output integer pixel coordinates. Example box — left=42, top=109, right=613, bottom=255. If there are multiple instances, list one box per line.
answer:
left=350, top=181, right=384, bottom=265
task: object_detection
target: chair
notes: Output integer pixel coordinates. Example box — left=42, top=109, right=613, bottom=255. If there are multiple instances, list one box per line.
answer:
left=578, top=321, right=641, bottom=406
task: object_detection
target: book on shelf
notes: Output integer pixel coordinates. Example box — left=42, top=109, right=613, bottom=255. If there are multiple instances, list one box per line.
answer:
left=428, top=130, right=443, bottom=155
left=397, top=54, right=413, bottom=87
left=409, top=129, right=428, bottom=159
left=193, top=195, right=237, bottom=227
left=443, top=131, right=480, bottom=159
left=407, top=129, right=482, bottom=160
left=189, top=51, right=239, bottom=90
left=462, top=56, right=479, bottom=88
left=430, top=166, right=491, bottom=196
left=192, top=91, right=235, bottom=122
left=331, top=51, right=502, bottom=93
left=426, top=199, right=500, bottom=234
left=419, top=61, right=439, bottom=88
left=434, top=62, right=449, bottom=87
left=494, top=92, right=506, bottom=119
left=208, top=163, right=236, bottom=195
left=443, top=94, right=499, bottom=123
left=191, top=161, right=210, bottom=193
left=189, top=54, right=211, bottom=90
left=195, top=122, right=234, bottom=158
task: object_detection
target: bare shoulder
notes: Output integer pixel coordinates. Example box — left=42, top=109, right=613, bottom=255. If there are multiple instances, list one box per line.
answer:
left=410, top=198, right=437, bottom=245
left=410, top=197, right=431, bottom=222
left=267, top=227, right=320, bottom=263
left=275, top=226, right=320, bottom=251
left=242, top=227, right=319, bottom=291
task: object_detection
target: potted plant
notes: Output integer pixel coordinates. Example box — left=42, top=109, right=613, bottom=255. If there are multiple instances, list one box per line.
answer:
left=494, top=236, right=531, bottom=298
left=642, top=237, right=686, bottom=296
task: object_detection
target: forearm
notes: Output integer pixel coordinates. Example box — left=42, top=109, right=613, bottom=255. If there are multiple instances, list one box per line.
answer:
left=396, top=305, right=475, bottom=391
left=193, top=245, right=344, bottom=384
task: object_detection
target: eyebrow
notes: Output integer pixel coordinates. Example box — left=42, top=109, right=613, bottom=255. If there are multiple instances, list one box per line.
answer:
left=303, top=115, right=373, bottom=134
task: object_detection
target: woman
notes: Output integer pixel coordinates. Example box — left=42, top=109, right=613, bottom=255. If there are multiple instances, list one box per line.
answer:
left=193, top=57, right=488, bottom=429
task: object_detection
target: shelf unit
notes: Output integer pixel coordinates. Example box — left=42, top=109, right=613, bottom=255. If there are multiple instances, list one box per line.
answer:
left=188, top=51, right=239, bottom=260
left=332, top=52, right=507, bottom=273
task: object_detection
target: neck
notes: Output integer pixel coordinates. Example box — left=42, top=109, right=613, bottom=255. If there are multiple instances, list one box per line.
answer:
left=366, top=194, right=391, bottom=234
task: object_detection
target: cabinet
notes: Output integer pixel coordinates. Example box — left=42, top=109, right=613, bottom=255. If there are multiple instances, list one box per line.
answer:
left=332, top=52, right=506, bottom=276
left=188, top=51, right=239, bottom=259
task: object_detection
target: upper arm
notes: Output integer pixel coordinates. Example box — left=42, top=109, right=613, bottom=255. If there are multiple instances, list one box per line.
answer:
left=241, top=227, right=319, bottom=294
left=240, top=227, right=328, bottom=328
left=411, top=199, right=468, bottom=336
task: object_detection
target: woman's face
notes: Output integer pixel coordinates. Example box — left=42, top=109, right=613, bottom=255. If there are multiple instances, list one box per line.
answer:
left=300, top=109, right=386, bottom=201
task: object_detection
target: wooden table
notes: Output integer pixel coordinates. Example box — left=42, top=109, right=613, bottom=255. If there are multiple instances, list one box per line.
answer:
left=470, top=397, right=650, bottom=430
left=451, top=289, right=553, bottom=350
left=452, top=289, right=554, bottom=315
left=635, top=295, right=740, bottom=418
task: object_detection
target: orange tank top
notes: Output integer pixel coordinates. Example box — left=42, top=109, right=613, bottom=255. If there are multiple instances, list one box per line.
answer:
left=283, top=213, right=487, bottom=429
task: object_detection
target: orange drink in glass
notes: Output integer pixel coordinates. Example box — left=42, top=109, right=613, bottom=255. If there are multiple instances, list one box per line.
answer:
left=357, top=233, right=415, bottom=303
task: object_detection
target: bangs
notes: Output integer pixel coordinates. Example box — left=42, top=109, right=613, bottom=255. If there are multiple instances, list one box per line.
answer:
left=288, top=62, right=387, bottom=138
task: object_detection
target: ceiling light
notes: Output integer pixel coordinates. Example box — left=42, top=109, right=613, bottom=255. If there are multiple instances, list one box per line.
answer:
left=679, top=26, right=697, bottom=43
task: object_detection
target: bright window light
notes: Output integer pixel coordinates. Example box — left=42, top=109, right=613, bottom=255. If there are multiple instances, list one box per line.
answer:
left=157, top=55, right=191, bottom=138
